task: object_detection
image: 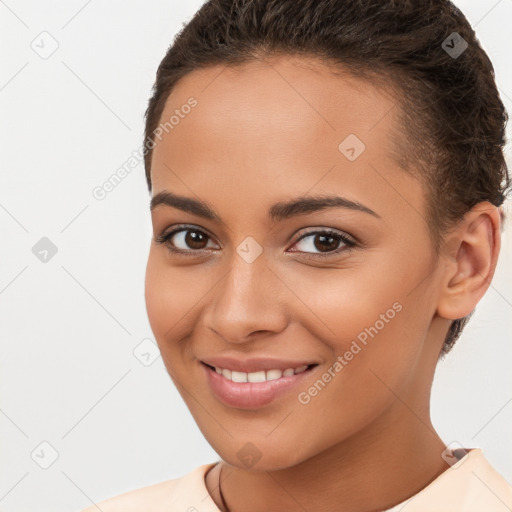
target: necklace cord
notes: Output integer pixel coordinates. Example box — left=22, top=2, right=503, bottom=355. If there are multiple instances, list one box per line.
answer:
left=218, top=464, right=231, bottom=512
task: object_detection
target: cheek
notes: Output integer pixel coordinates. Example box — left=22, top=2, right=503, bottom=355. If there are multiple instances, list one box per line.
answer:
left=283, top=264, right=404, bottom=342
left=287, top=263, right=429, bottom=389
left=144, top=250, right=208, bottom=350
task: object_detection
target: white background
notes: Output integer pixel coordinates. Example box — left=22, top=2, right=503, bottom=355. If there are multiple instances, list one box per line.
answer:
left=1, top=1, right=511, bottom=511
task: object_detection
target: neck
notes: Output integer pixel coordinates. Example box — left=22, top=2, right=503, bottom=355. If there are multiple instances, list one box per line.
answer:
left=212, top=405, right=447, bottom=512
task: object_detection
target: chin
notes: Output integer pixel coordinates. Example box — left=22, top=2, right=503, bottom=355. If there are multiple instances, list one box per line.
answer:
left=210, top=437, right=311, bottom=471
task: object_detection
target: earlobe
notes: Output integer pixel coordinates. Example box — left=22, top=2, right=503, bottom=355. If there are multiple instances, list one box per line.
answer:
left=436, top=202, right=501, bottom=321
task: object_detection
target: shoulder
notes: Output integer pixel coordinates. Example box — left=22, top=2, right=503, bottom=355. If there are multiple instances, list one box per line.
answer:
left=77, top=463, right=219, bottom=512
left=78, top=478, right=179, bottom=512
left=399, top=448, right=512, bottom=511
left=465, top=449, right=512, bottom=509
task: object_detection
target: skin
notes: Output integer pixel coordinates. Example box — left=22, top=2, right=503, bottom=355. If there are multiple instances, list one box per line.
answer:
left=144, top=55, right=501, bottom=512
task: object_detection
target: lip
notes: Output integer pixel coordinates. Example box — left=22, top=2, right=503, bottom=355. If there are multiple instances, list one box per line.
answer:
left=200, top=355, right=319, bottom=373
left=201, top=361, right=318, bottom=409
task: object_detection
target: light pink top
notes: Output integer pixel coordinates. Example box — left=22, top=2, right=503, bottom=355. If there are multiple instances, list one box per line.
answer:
left=79, top=449, right=512, bottom=511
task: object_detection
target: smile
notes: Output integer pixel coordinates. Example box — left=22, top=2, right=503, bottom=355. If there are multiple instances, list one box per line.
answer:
left=202, top=362, right=319, bottom=409
left=209, top=364, right=312, bottom=383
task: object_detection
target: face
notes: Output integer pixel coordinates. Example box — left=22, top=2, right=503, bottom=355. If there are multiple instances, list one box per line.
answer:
left=145, top=55, right=446, bottom=470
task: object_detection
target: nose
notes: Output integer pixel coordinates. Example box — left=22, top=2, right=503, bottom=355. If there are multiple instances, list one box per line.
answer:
left=204, top=251, right=288, bottom=344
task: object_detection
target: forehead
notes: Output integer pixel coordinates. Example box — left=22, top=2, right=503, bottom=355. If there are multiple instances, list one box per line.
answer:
left=155, top=56, right=399, bottom=158
left=150, top=54, right=425, bottom=224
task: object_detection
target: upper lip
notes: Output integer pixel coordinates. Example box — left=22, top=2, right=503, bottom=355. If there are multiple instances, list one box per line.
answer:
left=200, top=356, right=319, bottom=373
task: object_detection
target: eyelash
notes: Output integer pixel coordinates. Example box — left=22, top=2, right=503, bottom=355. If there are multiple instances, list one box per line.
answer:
left=155, top=224, right=357, bottom=260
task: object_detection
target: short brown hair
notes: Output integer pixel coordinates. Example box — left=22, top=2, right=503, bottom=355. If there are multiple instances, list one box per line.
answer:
left=143, top=0, right=510, bottom=356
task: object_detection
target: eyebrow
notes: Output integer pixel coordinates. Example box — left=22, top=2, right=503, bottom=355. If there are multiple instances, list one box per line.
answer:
left=150, top=190, right=380, bottom=222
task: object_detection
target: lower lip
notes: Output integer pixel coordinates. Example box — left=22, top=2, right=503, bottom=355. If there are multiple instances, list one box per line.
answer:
left=202, top=363, right=317, bottom=409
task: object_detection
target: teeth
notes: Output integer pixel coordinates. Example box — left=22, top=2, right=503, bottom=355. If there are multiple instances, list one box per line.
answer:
left=266, top=369, right=282, bottom=381
left=213, top=364, right=311, bottom=383
left=248, top=371, right=266, bottom=383
left=231, top=371, right=247, bottom=383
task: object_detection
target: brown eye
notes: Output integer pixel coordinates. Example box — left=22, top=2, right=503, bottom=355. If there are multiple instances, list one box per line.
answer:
left=180, top=229, right=209, bottom=250
left=313, top=233, right=339, bottom=252
left=290, top=229, right=356, bottom=257
left=156, top=226, right=218, bottom=254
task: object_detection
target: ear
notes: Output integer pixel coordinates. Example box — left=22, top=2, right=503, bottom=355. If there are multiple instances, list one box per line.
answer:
left=436, top=202, right=501, bottom=320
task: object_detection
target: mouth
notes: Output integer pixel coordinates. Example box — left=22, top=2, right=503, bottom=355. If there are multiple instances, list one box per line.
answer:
left=201, top=361, right=319, bottom=409
left=202, top=362, right=318, bottom=383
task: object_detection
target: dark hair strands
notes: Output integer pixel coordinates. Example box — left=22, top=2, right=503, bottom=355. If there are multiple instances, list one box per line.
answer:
left=143, top=0, right=510, bottom=357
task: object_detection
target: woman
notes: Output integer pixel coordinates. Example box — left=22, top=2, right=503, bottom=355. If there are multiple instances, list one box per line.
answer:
left=81, top=0, right=511, bottom=510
